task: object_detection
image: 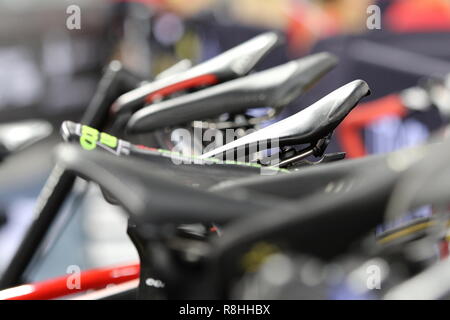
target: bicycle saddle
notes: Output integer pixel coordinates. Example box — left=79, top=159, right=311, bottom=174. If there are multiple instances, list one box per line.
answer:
left=126, top=52, right=338, bottom=134
left=60, top=121, right=288, bottom=190
left=212, top=163, right=399, bottom=265
left=55, top=144, right=269, bottom=225
left=200, top=80, right=371, bottom=159
left=211, top=151, right=389, bottom=198
left=111, top=32, right=280, bottom=114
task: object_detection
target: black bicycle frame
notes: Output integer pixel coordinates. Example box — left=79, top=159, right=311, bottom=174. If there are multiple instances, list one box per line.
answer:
left=0, top=61, right=141, bottom=289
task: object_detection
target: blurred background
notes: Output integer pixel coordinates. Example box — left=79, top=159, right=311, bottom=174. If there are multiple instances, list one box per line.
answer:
left=1, top=0, right=450, bottom=283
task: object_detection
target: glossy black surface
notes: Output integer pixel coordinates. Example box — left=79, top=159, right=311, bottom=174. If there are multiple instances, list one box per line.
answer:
left=200, top=80, right=370, bottom=159
left=111, top=32, right=280, bottom=114
left=55, top=144, right=268, bottom=225
left=126, top=52, right=338, bottom=133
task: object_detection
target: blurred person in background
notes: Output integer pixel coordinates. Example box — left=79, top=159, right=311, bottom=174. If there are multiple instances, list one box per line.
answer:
left=134, top=0, right=380, bottom=82
left=162, top=0, right=377, bottom=55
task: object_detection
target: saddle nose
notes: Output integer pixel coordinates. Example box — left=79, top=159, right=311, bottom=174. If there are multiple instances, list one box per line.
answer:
left=200, top=80, right=370, bottom=160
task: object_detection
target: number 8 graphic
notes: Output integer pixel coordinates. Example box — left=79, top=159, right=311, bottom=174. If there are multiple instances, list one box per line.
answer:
left=80, top=126, right=99, bottom=150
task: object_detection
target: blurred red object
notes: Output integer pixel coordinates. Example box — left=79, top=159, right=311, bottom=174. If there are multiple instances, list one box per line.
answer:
left=0, top=263, right=139, bottom=300
left=337, top=94, right=407, bottom=158
left=285, top=1, right=339, bottom=55
left=385, top=0, right=450, bottom=32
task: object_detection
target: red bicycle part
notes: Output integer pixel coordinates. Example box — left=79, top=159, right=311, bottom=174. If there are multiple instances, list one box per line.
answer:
left=337, top=94, right=407, bottom=158
left=70, top=279, right=139, bottom=300
left=0, top=263, right=139, bottom=300
left=145, top=74, right=218, bottom=104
